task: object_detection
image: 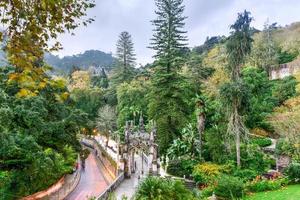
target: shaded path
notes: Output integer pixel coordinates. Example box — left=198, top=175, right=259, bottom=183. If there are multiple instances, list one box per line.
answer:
left=114, top=153, right=148, bottom=200
left=65, top=153, right=109, bottom=200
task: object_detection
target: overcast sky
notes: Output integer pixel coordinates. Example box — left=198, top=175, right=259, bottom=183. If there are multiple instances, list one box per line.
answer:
left=56, top=0, right=300, bottom=65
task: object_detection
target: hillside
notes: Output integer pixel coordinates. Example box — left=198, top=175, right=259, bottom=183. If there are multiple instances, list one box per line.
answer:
left=45, top=50, right=115, bottom=74
left=273, top=22, right=300, bottom=56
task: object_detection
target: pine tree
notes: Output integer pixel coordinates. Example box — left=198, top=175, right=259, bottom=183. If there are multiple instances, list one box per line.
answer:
left=222, top=10, right=253, bottom=167
left=148, top=0, right=191, bottom=155
left=150, top=0, right=188, bottom=70
left=111, top=31, right=136, bottom=85
left=116, top=31, right=136, bottom=68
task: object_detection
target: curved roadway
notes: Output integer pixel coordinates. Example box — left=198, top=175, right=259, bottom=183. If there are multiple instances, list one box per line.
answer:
left=65, top=153, right=109, bottom=200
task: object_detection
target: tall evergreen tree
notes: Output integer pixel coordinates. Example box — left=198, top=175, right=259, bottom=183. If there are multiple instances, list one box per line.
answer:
left=150, top=0, right=188, bottom=70
left=116, top=31, right=136, bottom=68
left=221, top=10, right=253, bottom=167
left=111, top=31, right=136, bottom=85
left=148, top=0, right=191, bottom=155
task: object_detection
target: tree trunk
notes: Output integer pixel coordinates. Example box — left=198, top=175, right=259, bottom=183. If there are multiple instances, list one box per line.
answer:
left=197, top=112, right=205, bottom=155
left=233, top=98, right=241, bottom=167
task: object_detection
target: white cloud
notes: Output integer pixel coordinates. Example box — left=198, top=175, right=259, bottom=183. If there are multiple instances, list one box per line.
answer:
left=55, top=0, right=300, bottom=65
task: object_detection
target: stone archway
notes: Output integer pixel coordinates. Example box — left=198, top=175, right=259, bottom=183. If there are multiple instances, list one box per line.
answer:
left=119, top=116, right=159, bottom=178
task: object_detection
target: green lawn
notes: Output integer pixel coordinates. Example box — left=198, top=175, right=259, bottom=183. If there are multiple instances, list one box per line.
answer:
left=245, top=185, right=300, bottom=200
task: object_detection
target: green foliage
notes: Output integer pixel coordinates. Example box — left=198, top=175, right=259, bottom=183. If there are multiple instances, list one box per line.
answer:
left=249, top=21, right=279, bottom=70
left=284, top=163, right=300, bottom=183
left=192, top=36, right=225, bottom=54
left=91, top=68, right=109, bottom=89
left=278, top=50, right=298, bottom=64
left=232, top=168, right=259, bottom=182
left=71, top=87, right=104, bottom=121
left=251, top=137, right=272, bottom=148
left=111, top=31, right=136, bottom=86
left=135, top=176, right=195, bottom=200
left=148, top=0, right=191, bottom=155
left=148, top=70, right=192, bottom=155
left=239, top=144, right=273, bottom=173
left=167, top=124, right=200, bottom=160
left=215, top=175, right=244, bottom=199
left=241, top=67, right=276, bottom=129
left=272, top=76, right=298, bottom=105
left=0, top=67, right=86, bottom=198
left=45, top=51, right=115, bottom=75
left=246, top=178, right=288, bottom=192
left=116, top=80, right=149, bottom=128
left=1, top=0, right=95, bottom=95
left=275, top=138, right=295, bottom=156
left=203, top=125, right=228, bottom=163
left=166, top=158, right=197, bottom=178
left=116, top=31, right=136, bottom=68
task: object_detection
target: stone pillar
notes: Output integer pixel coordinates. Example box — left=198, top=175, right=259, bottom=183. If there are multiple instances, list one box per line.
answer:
left=131, top=150, right=135, bottom=173
left=126, top=152, right=132, bottom=178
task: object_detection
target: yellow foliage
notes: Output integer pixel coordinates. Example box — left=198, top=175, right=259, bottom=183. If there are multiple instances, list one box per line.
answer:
left=251, top=128, right=270, bottom=137
left=16, top=88, right=37, bottom=98
left=193, top=163, right=222, bottom=176
left=68, top=70, right=91, bottom=91
left=273, top=22, right=300, bottom=55
left=202, top=45, right=229, bottom=97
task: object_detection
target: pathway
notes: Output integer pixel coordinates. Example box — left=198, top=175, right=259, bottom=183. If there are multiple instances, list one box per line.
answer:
left=114, top=154, right=148, bottom=200
left=65, top=153, right=109, bottom=200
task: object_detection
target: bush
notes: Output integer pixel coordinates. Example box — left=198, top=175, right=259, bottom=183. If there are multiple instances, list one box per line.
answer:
left=135, top=176, right=195, bottom=200
left=284, top=163, right=300, bottom=183
left=246, top=178, right=288, bottom=192
left=192, top=163, right=223, bottom=186
left=233, top=168, right=259, bottom=182
left=272, top=76, right=297, bottom=105
left=200, top=186, right=215, bottom=198
left=167, top=158, right=197, bottom=178
left=239, top=144, right=273, bottom=173
left=215, top=175, right=244, bottom=199
left=251, top=137, right=272, bottom=147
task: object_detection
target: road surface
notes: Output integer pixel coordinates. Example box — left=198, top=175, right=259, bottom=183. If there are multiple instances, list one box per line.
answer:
left=65, top=153, right=109, bottom=200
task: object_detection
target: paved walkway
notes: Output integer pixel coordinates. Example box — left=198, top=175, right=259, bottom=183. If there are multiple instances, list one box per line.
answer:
left=65, top=153, right=109, bottom=200
left=114, top=153, right=148, bottom=200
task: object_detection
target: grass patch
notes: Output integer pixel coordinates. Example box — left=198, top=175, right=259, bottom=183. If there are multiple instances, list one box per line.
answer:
left=245, top=184, right=300, bottom=200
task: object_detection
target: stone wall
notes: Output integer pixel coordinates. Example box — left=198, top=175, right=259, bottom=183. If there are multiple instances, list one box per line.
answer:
left=22, top=168, right=80, bottom=200
left=270, top=58, right=300, bottom=80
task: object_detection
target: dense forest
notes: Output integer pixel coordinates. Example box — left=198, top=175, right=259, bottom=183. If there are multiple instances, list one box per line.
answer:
left=44, top=50, right=115, bottom=75
left=1, top=0, right=300, bottom=200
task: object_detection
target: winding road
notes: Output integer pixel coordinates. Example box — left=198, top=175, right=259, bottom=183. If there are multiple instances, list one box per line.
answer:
left=65, top=153, right=109, bottom=200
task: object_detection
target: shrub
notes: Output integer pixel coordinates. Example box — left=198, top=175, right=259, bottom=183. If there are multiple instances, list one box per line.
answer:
left=192, top=163, right=222, bottom=185
left=275, top=138, right=294, bottom=156
left=167, top=158, right=197, bottom=178
left=233, top=168, right=259, bottom=182
left=251, top=137, right=272, bottom=147
left=135, top=176, right=195, bottom=200
left=239, top=144, right=273, bottom=173
left=200, top=186, right=215, bottom=198
left=215, top=175, right=244, bottom=199
left=272, top=76, right=297, bottom=105
left=284, top=163, right=300, bottom=183
left=246, top=178, right=288, bottom=192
